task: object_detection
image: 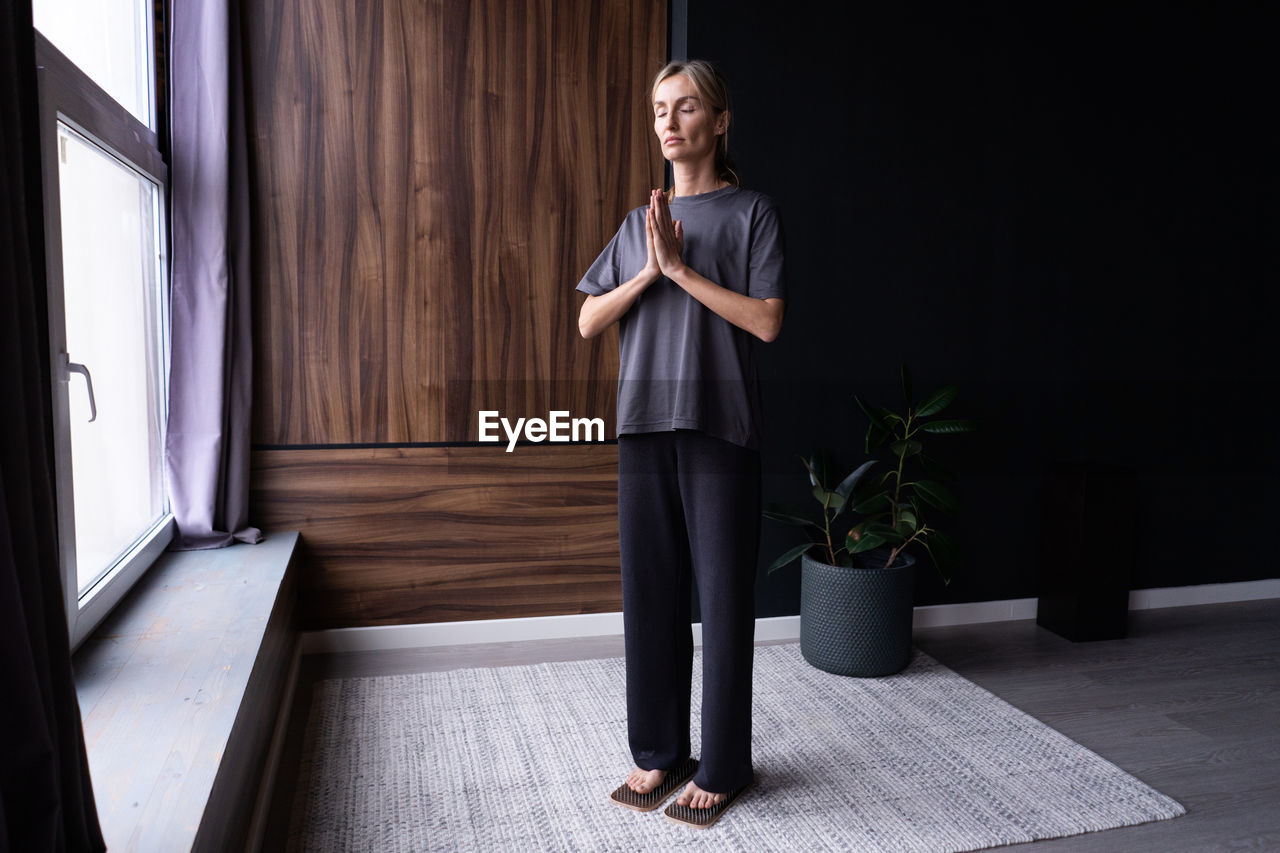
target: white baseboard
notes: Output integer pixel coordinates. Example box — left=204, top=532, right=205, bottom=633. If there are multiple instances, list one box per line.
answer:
left=301, top=579, right=1279, bottom=655
left=913, top=597, right=1039, bottom=628
left=301, top=611, right=628, bottom=654
left=1129, top=578, right=1280, bottom=610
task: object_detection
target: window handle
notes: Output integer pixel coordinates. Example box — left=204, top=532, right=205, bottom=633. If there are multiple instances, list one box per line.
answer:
left=64, top=356, right=98, bottom=423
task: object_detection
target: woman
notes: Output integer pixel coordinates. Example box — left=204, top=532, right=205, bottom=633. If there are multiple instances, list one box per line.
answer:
left=577, top=59, right=786, bottom=828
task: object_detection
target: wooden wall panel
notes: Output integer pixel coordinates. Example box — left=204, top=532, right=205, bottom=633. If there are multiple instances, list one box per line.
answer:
left=249, top=446, right=622, bottom=627
left=244, top=0, right=664, bottom=626
left=245, top=0, right=665, bottom=445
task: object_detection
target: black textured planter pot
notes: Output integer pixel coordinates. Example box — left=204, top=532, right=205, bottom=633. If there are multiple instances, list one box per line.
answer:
left=800, top=549, right=916, bottom=677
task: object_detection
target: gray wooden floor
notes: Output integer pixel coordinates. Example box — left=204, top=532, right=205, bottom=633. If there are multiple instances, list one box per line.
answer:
left=262, top=598, right=1280, bottom=851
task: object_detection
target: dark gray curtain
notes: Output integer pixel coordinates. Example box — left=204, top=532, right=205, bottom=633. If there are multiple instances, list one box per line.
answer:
left=166, top=0, right=262, bottom=550
left=0, top=5, right=105, bottom=851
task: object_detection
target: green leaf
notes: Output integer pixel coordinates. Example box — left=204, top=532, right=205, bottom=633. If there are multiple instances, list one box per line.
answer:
left=916, top=385, right=957, bottom=418
left=848, top=532, right=887, bottom=553
left=766, top=541, right=815, bottom=574
left=811, top=485, right=845, bottom=510
left=762, top=507, right=822, bottom=530
left=801, top=454, right=819, bottom=487
left=922, top=529, right=959, bottom=584
left=901, top=363, right=913, bottom=409
left=920, top=539, right=953, bottom=585
left=834, top=460, right=877, bottom=501
left=851, top=493, right=893, bottom=514
left=897, top=510, right=918, bottom=532
left=807, top=449, right=838, bottom=490
left=856, top=397, right=896, bottom=451
left=890, top=439, right=923, bottom=459
left=920, top=418, right=976, bottom=435
left=855, top=394, right=889, bottom=431
left=929, top=528, right=960, bottom=564
left=866, top=420, right=893, bottom=453
left=862, top=521, right=905, bottom=540
left=914, top=479, right=959, bottom=513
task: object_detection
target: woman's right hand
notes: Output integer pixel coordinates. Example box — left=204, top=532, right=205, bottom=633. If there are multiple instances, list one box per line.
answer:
left=578, top=196, right=667, bottom=339
left=641, top=209, right=663, bottom=282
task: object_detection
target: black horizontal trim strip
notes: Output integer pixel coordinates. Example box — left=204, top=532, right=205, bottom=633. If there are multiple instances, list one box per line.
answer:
left=252, top=440, right=619, bottom=451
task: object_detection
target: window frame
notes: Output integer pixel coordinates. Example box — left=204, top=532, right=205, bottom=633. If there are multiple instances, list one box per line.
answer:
left=34, top=30, right=174, bottom=651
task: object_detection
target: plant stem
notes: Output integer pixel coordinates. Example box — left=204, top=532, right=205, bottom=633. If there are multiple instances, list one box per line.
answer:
left=891, top=410, right=911, bottom=534
left=823, top=494, right=835, bottom=564
left=886, top=527, right=926, bottom=569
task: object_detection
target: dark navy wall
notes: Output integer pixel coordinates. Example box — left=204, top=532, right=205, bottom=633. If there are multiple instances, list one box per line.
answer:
left=682, top=3, right=1277, bottom=613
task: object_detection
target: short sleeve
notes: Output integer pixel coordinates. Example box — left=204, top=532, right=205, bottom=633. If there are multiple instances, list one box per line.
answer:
left=747, top=199, right=787, bottom=301
left=576, top=221, right=626, bottom=296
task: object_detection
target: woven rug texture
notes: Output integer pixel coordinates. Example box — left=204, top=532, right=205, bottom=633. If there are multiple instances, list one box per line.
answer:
left=287, top=644, right=1184, bottom=852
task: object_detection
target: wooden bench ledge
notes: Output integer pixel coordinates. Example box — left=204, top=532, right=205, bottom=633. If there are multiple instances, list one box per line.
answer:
left=73, top=531, right=299, bottom=852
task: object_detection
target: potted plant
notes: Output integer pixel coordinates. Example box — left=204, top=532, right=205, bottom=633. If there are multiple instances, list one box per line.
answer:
left=765, top=363, right=975, bottom=676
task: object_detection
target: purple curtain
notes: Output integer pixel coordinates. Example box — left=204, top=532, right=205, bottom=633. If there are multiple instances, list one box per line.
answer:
left=166, top=0, right=262, bottom=549
left=0, top=5, right=105, bottom=851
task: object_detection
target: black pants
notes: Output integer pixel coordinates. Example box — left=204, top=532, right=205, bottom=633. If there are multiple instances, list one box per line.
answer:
left=618, top=429, right=760, bottom=793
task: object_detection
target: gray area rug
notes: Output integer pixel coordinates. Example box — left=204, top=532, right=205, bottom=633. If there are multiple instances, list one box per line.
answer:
left=287, top=644, right=1184, bottom=852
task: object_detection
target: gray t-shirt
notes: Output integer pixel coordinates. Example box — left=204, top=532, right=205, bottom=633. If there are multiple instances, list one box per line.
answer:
left=576, top=185, right=786, bottom=450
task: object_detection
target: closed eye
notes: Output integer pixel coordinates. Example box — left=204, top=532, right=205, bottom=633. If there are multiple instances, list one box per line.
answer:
left=655, top=95, right=701, bottom=116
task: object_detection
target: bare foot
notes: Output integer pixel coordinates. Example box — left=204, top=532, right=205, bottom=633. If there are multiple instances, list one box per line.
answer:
left=624, top=766, right=666, bottom=794
left=675, top=780, right=726, bottom=809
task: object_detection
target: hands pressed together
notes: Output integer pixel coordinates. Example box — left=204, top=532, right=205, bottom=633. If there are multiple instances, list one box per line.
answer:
left=577, top=188, right=681, bottom=338
left=638, top=187, right=783, bottom=343
left=644, top=189, right=685, bottom=280
left=579, top=186, right=783, bottom=342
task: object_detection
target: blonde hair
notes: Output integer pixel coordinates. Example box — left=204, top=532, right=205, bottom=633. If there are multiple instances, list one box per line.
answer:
left=650, top=59, right=740, bottom=192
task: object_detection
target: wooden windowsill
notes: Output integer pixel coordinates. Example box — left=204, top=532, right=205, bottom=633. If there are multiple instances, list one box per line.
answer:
left=73, top=530, right=299, bottom=852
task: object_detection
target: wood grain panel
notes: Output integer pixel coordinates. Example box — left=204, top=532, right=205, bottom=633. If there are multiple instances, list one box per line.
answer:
left=249, top=446, right=622, bottom=627
left=245, top=0, right=664, bottom=444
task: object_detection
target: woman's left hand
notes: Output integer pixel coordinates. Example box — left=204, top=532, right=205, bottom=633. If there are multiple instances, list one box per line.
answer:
left=648, top=189, right=685, bottom=276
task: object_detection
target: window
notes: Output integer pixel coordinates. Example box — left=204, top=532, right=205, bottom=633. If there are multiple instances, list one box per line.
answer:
left=34, top=1, right=172, bottom=649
